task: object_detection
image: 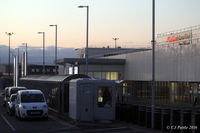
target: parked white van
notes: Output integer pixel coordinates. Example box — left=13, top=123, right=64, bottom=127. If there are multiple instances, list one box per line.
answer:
left=15, top=90, right=48, bottom=119
left=8, top=86, right=27, bottom=98
left=3, top=86, right=27, bottom=107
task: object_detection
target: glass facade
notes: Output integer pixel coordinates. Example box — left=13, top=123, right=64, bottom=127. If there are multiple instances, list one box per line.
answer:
left=88, top=72, right=118, bottom=80
left=118, top=81, right=200, bottom=106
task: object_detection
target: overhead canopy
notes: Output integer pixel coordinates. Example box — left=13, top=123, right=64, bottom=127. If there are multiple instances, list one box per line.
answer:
left=56, top=58, right=126, bottom=65
left=20, top=74, right=90, bottom=82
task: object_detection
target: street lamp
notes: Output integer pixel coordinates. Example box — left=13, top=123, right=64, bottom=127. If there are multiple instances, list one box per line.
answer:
left=22, top=43, right=28, bottom=56
left=49, top=24, right=58, bottom=74
left=112, top=38, right=119, bottom=48
left=78, top=5, right=89, bottom=75
left=10, top=51, right=14, bottom=65
left=38, top=32, right=45, bottom=74
left=22, top=43, right=28, bottom=64
left=151, top=0, right=156, bottom=129
left=5, top=32, right=14, bottom=76
left=15, top=48, right=19, bottom=58
left=15, top=48, right=19, bottom=66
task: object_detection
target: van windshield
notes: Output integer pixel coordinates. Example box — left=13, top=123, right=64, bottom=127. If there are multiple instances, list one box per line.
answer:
left=21, top=94, right=44, bottom=103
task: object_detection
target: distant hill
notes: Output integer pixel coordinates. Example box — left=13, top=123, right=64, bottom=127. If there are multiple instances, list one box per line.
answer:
left=0, top=45, right=77, bottom=65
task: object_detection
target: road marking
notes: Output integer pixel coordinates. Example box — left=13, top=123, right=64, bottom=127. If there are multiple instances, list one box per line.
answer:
left=1, top=114, right=16, bottom=131
left=81, top=126, right=128, bottom=132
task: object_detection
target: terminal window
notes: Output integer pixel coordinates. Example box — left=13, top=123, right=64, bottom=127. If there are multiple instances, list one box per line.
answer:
left=88, top=72, right=118, bottom=80
left=98, top=87, right=112, bottom=107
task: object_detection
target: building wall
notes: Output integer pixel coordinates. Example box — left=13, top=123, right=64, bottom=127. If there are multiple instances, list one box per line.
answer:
left=108, top=40, right=200, bottom=82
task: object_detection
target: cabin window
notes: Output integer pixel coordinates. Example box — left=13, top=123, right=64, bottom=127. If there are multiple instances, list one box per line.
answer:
left=98, top=87, right=112, bottom=107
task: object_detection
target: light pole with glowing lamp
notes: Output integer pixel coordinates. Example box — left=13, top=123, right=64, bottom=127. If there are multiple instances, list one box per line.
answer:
left=5, top=32, right=14, bottom=76
left=78, top=5, right=89, bottom=75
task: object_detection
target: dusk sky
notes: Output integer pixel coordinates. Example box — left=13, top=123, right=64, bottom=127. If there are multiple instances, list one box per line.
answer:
left=0, top=0, right=200, bottom=49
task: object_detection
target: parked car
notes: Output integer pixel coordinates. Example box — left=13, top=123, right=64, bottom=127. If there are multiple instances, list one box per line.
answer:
left=3, top=87, right=9, bottom=107
left=6, top=94, right=17, bottom=115
left=15, top=90, right=48, bottom=120
left=8, top=86, right=27, bottom=98
left=3, top=86, right=27, bottom=107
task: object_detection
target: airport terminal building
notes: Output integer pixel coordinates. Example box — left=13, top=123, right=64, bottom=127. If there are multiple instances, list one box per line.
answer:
left=105, top=25, right=200, bottom=106
left=57, top=25, right=200, bottom=131
left=57, top=25, right=200, bottom=106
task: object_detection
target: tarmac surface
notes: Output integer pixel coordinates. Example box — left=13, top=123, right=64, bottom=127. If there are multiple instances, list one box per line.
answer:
left=0, top=89, right=165, bottom=133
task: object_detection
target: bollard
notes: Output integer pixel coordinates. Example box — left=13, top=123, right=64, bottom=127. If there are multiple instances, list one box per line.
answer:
left=161, top=108, right=170, bottom=132
left=132, top=105, right=139, bottom=124
left=115, top=103, right=120, bottom=120
left=194, top=110, right=200, bottom=133
left=172, top=109, right=181, bottom=133
left=182, top=109, right=192, bottom=133
left=154, top=107, right=162, bottom=130
left=139, top=106, right=146, bottom=126
left=146, top=106, right=151, bottom=128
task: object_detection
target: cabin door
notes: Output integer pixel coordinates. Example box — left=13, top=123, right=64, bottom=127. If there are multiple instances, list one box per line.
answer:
left=80, top=85, right=93, bottom=121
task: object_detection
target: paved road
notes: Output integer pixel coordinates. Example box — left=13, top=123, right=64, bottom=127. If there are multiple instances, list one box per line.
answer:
left=0, top=90, right=70, bottom=133
left=0, top=90, right=164, bottom=133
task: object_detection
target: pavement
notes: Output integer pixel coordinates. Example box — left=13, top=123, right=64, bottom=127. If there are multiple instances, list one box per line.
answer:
left=0, top=89, right=166, bottom=133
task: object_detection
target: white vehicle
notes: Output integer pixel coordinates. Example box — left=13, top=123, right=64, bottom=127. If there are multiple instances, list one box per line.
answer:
left=3, top=87, right=9, bottom=107
left=3, top=86, right=27, bottom=107
left=8, top=86, right=27, bottom=98
left=6, top=94, right=17, bottom=115
left=15, top=90, right=48, bottom=119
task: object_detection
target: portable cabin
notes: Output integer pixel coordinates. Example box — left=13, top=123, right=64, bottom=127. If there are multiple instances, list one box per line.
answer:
left=69, top=78, right=116, bottom=121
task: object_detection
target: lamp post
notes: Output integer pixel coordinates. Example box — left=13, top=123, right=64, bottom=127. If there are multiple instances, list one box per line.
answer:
left=78, top=5, right=89, bottom=75
left=5, top=32, right=14, bottom=76
left=151, top=0, right=156, bottom=129
left=112, top=38, right=119, bottom=48
left=15, top=48, right=19, bottom=65
left=10, top=51, right=14, bottom=65
left=38, top=32, right=45, bottom=74
left=22, top=43, right=28, bottom=64
left=22, top=43, right=27, bottom=56
left=49, top=24, right=58, bottom=74
left=15, top=48, right=19, bottom=58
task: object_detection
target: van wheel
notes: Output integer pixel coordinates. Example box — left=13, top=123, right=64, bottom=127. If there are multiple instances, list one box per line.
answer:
left=9, top=110, right=12, bottom=116
left=6, top=108, right=9, bottom=114
left=15, top=111, right=18, bottom=119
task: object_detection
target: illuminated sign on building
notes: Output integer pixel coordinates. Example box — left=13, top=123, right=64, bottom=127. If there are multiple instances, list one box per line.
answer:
left=157, top=25, right=200, bottom=45
left=166, top=33, right=191, bottom=42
